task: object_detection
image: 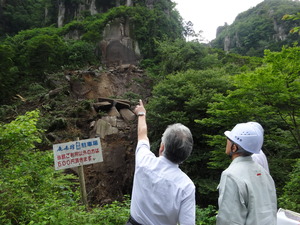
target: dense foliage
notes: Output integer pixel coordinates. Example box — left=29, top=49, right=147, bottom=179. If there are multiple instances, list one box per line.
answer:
left=144, top=42, right=265, bottom=205
left=145, top=44, right=300, bottom=209
left=0, top=0, right=56, bottom=36
left=198, top=45, right=300, bottom=196
left=0, top=3, right=184, bottom=104
left=279, top=158, right=300, bottom=212
left=283, top=11, right=300, bottom=34
left=0, top=111, right=217, bottom=224
left=0, top=110, right=77, bottom=224
left=212, top=0, right=300, bottom=56
left=0, top=0, right=181, bottom=37
left=0, top=0, right=299, bottom=223
left=0, top=111, right=128, bottom=224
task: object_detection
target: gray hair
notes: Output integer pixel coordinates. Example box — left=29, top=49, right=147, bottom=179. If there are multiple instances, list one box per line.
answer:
left=161, top=123, right=193, bottom=164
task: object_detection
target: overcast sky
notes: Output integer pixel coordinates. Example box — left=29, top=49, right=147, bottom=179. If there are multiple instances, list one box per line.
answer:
left=173, top=0, right=264, bottom=42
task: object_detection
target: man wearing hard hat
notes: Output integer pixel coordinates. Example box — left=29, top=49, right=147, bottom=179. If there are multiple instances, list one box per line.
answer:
left=216, top=122, right=277, bottom=225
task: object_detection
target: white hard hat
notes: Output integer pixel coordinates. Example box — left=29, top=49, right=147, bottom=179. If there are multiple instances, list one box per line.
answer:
left=247, top=121, right=264, bottom=135
left=224, top=123, right=263, bottom=154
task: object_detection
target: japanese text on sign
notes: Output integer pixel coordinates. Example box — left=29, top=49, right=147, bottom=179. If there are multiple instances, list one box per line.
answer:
left=53, top=138, right=103, bottom=170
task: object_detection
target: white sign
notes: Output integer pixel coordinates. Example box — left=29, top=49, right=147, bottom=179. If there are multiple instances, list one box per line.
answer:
left=53, top=138, right=103, bottom=170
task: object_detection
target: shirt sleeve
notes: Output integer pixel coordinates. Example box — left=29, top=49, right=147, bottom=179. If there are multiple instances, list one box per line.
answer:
left=178, top=185, right=196, bottom=225
left=216, top=173, right=248, bottom=225
left=135, top=140, right=155, bottom=167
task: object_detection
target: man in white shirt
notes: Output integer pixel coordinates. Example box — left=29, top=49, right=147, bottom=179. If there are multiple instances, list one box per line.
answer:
left=247, top=122, right=270, bottom=173
left=217, top=123, right=277, bottom=225
left=126, top=100, right=195, bottom=225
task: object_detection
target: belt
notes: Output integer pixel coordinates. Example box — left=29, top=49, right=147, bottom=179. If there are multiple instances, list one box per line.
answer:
left=127, top=215, right=142, bottom=225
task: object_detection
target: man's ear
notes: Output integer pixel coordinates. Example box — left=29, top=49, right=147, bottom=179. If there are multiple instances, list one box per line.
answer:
left=159, top=143, right=165, bottom=156
left=231, top=143, right=238, bottom=153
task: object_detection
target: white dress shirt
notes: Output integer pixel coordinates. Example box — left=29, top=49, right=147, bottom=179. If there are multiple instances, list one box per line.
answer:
left=130, top=140, right=195, bottom=225
left=217, top=156, right=277, bottom=225
left=251, top=150, right=270, bottom=173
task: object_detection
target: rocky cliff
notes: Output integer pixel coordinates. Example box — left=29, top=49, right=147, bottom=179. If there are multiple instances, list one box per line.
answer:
left=44, top=64, right=152, bottom=206
left=0, top=0, right=172, bottom=206
left=212, top=0, right=300, bottom=56
left=56, top=0, right=162, bottom=27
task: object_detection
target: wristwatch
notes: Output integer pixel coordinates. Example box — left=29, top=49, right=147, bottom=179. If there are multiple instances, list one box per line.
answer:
left=137, top=112, right=146, bottom=116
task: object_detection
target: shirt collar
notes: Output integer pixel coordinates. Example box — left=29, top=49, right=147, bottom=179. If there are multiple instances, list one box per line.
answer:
left=159, top=156, right=179, bottom=167
left=231, top=156, right=253, bottom=164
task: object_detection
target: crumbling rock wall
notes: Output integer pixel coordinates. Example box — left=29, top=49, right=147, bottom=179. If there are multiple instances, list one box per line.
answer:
left=58, top=0, right=120, bottom=28
left=68, top=64, right=145, bottom=99
left=101, top=17, right=141, bottom=67
left=64, top=65, right=151, bottom=206
left=84, top=118, right=136, bottom=204
left=57, top=0, right=145, bottom=28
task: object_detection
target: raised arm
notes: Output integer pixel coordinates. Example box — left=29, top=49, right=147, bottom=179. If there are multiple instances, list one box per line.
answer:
left=134, top=99, right=148, bottom=141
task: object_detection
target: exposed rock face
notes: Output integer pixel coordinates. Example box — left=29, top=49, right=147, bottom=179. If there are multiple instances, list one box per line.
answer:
left=126, top=0, right=133, bottom=7
left=145, top=0, right=155, bottom=9
left=89, top=0, right=97, bottom=15
left=57, top=1, right=65, bottom=28
left=85, top=133, right=135, bottom=205
left=273, top=18, right=288, bottom=41
left=224, top=36, right=230, bottom=52
left=68, top=65, right=146, bottom=99
left=59, top=1, right=141, bottom=67
left=213, top=1, right=300, bottom=55
left=217, top=15, right=292, bottom=53
left=57, top=0, right=116, bottom=28
left=63, top=65, right=151, bottom=206
left=57, top=0, right=153, bottom=28
left=101, top=18, right=141, bottom=67
left=86, top=115, right=136, bottom=205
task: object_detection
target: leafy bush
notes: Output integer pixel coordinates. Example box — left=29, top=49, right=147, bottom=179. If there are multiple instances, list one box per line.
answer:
left=196, top=205, right=217, bottom=225
left=0, top=110, right=80, bottom=224
left=65, top=40, right=97, bottom=68
left=197, top=45, right=300, bottom=201
left=278, top=158, right=300, bottom=212
left=0, top=110, right=133, bottom=225
left=153, top=39, right=218, bottom=78
left=0, top=43, right=18, bottom=104
left=26, top=196, right=130, bottom=225
left=146, top=68, right=233, bottom=206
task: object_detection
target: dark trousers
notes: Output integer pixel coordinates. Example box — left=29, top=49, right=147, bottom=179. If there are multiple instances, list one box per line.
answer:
left=125, top=215, right=142, bottom=225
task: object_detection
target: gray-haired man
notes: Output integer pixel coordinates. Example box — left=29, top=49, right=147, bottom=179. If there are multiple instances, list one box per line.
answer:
left=126, top=100, right=195, bottom=225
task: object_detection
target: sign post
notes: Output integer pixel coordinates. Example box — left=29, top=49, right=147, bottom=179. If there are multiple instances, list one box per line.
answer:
left=53, top=137, right=103, bottom=210
left=78, top=161, right=88, bottom=210
left=76, top=137, right=88, bottom=210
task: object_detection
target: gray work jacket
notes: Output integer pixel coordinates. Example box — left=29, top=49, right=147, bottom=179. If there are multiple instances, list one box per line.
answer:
left=217, top=156, right=277, bottom=225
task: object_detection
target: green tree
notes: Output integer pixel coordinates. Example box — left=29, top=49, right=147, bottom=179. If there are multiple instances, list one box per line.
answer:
left=198, top=45, right=300, bottom=199
left=0, top=0, right=55, bottom=36
left=278, top=158, right=300, bottom=212
left=282, top=12, right=300, bottom=34
left=0, top=110, right=81, bottom=224
left=4, top=27, right=64, bottom=77
left=0, top=44, right=18, bottom=104
left=146, top=68, right=233, bottom=206
left=0, top=110, right=41, bottom=161
left=66, top=40, right=97, bottom=68
left=212, top=0, right=300, bottom=56
left=22, top=34, right=67, bottom=76
left=157, top=39, right=218, bottom=76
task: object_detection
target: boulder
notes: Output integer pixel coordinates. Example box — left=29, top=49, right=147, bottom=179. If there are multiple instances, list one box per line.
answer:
left=119, top=108, right=136, bottom=122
